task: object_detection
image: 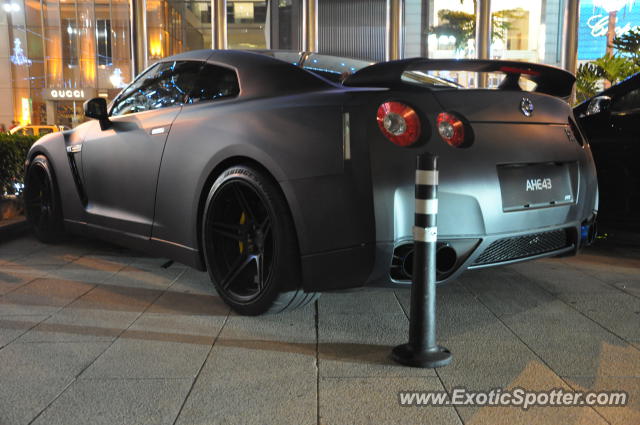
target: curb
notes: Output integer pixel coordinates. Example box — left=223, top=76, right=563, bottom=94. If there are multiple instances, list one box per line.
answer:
left=0, top=218, right=29, bottom=242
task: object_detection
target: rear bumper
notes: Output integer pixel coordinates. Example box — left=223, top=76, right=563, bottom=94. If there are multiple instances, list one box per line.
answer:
left=360, top=116, right=598, bottom=286
left=300, top=218, right=595, bottom=291
left=364, top=221, right=592, bottom=287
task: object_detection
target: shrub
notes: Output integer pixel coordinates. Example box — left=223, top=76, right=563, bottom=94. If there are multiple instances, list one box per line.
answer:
left=0, top=133, right=38, bottom=196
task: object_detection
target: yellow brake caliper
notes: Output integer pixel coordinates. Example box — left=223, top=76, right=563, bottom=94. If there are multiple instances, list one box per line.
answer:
left=239, top=212, right=246, bottom=254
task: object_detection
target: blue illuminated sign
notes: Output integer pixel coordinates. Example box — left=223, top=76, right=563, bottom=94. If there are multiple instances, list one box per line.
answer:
left=578, top=0, right=640, bottom=60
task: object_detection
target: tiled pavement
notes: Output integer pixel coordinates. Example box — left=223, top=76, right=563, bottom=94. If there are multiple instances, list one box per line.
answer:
left=0, top=234, right=638, bottom=424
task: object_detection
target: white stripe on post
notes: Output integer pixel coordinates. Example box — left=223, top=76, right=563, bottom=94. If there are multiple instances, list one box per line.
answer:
left=413, top=226, right=438, bottom=243
left=416, top=170, right=438, bottom=186
left=415, top=199, right=438, bottom=215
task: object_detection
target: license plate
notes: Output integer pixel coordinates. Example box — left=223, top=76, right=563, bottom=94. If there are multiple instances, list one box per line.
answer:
left=498, top=163, right=574, bottom=211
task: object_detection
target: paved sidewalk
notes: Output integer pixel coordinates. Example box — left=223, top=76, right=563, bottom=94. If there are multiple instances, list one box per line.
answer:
left=0, top=235, right=638, bottom=425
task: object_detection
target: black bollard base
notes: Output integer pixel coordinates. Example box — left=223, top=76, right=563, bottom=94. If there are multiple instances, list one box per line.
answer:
left=391, top=343, right=452, bottom=368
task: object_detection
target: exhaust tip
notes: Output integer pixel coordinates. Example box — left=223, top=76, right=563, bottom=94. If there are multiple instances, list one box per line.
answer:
left=392, top=243, right=459, bottom=281
left=436, top=244, right=457, bottom=274
left=401, top=250, right=414, bottom=279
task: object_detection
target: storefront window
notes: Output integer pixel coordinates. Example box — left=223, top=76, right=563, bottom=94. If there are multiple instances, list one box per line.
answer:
left=227, top=0, right=268, bottom=49
left=1, top=0, right=132, bottom=129
left=146, top=1, right=212, bottom=65
left=405, top=0, right=564, bottom=67
left=227, top=0, right=300, bottom=50
left=402, top=0, right=565, bottom=88
left=427, top=0, right=476, bottom=59
left=97, top=19, right=113, bottom=66
left=490, top=0, right=546, bottom=63
left=275, top=0, right=299, bottom=49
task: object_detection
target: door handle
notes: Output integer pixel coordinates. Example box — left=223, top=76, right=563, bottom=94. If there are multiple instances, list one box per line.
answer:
left=150, top=127, right=166, bottom=135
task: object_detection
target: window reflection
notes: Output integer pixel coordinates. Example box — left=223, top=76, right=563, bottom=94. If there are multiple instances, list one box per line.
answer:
left=97, top=19, right=112, bottom=66
left=146, top=1, right=212, bottom=64
left=226, top=0, right=300, bottom=50
left=111, top=61, right=201, bottom=116
left=420, top=0, right=560, bottom=67
left=3, top=0, right=132, bottom=129
left=228, top=1, right=268, bottom=49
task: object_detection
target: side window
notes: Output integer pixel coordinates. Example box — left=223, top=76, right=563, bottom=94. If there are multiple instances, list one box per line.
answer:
left=39, top=128, right=53, bottom=136
left=111, top=61, right=202, bottom=116
left=611, top=87, right=640, bottom=114
left=188, top=64, right=240, bottom=104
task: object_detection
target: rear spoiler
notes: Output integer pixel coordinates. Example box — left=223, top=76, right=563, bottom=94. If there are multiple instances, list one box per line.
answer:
left=343, top=58, right=575, bottom=98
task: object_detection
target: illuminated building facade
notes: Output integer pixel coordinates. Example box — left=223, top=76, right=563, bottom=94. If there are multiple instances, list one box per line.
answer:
left=1, top=0, right=636, bottom=128
left=0, top=0, right=132, bottom=128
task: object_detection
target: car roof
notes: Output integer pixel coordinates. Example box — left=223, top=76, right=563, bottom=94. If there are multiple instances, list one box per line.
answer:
left=156, top=49, right=336, bottom=98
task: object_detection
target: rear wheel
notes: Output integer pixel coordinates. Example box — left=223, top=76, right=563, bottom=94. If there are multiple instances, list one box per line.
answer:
left=24, top=155, right=65, bottom=243
left=202, top=165, right=319, bottom=315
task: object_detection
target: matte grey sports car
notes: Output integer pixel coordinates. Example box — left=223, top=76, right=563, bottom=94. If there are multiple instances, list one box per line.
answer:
left=24, top=50, right=598, bottom=315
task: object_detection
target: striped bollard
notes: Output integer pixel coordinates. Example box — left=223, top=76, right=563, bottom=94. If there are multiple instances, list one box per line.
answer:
left=392, top=153, right=452, bottom=368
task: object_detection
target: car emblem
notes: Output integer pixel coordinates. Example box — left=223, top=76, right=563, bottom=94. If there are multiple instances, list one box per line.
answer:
left=520, top=97, right=534, bottom=117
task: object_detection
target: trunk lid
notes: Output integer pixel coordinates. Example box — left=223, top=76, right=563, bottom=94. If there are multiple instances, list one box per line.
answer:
left=432, top=90, right=572, bottom=124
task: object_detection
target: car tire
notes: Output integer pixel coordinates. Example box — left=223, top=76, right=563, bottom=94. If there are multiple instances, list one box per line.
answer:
left=24, top=154, right=65, bottom=243
left=202, top=165, right=319, bottom=315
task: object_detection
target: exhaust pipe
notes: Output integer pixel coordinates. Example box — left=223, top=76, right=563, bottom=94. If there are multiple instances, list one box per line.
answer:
left=400, top=243, right=458, bottom=279
left=436, top=244, right=457, bottom=274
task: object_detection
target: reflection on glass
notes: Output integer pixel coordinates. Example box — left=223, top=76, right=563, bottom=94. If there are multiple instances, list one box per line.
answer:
left=428, top=0, right=477, bottom=59
left=4, top=0, right=132, bottom=128
left=491, top=0, right=543, bottom=63
left=425, top=0, right=554, bottom=65
left=97, top=19, right=112, bottom=66
left=146, top=1, right=211, bottom=64
left=111, top=61, right=202, bottom=116
left=227, top=0, right=268, bottom=49
left=418, top=0, right=558, bottom=88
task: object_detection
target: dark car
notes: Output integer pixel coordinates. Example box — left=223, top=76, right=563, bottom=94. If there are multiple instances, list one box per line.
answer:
left=575, top=73, right=640, bottom=229
left=24, top=50, right=598, bottom=315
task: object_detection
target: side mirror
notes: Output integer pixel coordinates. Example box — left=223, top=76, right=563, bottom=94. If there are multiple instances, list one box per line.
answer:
left=586, top=95, right=612, bottom=116
left=83, top=97, right=111, bottom=130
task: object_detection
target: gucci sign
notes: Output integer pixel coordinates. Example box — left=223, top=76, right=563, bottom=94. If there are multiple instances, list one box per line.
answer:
left=45, top=88, right=95, bottom=101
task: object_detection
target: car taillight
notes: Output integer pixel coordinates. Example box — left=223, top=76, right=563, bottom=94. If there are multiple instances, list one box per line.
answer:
left=376, top=101, right=421, bottom=147
left=437, top=112, right=466, bottom=148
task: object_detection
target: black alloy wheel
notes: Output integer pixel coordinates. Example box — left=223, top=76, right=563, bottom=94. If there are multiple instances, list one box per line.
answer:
left=202, top=165, right=318, bottom=315
left=207, top=179, right=274, bottom=302
left=24, top=155, right=64, bottom=243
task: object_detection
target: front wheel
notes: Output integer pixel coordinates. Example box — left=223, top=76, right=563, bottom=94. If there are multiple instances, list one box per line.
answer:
left=202, top=165, right=319, bottom=315
left=24, top=155, right=65, bottom=243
